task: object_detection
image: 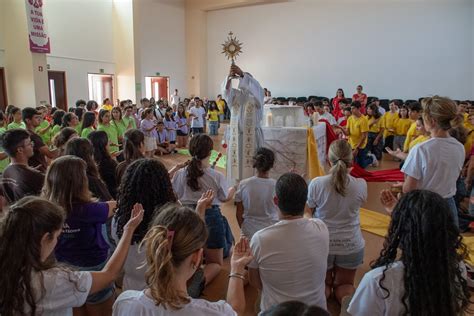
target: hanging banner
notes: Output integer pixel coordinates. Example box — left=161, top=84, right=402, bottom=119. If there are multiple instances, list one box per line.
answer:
left=25, top=0, right=50, bottom=53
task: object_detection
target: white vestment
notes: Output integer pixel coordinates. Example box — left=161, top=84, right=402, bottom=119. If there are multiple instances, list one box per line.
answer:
left=222, top=73, right=264, bottom=185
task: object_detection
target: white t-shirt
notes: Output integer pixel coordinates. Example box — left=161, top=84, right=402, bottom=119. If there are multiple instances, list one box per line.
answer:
left=113, top=290, right=237, bottom=316
left=111, top=219, right=147, bottom=291
left=401, top=137, right=464, bottom=198
left=307, top=174, right=367, bottom=255
left=320, top=112, right=337, bottom=125
left=189, top=106, right=206, bottom=128
left=377, top=106, right=386, bottom=116
left=170, top=94, right=180, bottom=106
left=28, top=268, right=92, bottom=316
left=248, top=218, right=329, bottom=311
left=234, top=176, right=279, bottom=239
left=347, top=261, right=405, bottom=316
left=172, top=167, right=229, bottom=205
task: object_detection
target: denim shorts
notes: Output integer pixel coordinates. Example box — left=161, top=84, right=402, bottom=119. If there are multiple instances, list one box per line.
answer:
left=183, top=204, right=234, bottom=257
left=77, top=261, right=115, bottom=304
left=327, top=248, right=364, bottom=270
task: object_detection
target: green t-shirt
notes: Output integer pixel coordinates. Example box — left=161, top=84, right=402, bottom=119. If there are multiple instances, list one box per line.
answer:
left=112, top=119, right=127, bottom=138
left=75, top=124, right=82, bottom=134
left=51, top=125, right=62, bottom=140
left=122, top=116, right=137, bottom=130
left=0, top=127, right=10, bottom=172
left=81, top=127, right=95, bottom=139
left=8, top=121, right=26, bottom=130
left=98, top=124, right=119, bottom=154
left=35, top=120, right=52, bottom=144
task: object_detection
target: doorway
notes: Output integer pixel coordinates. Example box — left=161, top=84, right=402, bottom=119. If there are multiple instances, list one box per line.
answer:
left=88, top=74, right=114, bottom=105
left=48, top=71, right=68, bottom=111
left=145, top=76, right=169, bottom=101
left=0, top=68, right=8, bottom=111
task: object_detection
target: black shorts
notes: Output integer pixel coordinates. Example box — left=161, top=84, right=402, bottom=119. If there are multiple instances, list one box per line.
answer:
left=177, top=130, right=188, bottom=136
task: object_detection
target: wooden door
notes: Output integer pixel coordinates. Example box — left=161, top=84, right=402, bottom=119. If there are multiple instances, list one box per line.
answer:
left=0, top=68, right=7, bottom=112
left=48, top=71, right=68, bottom=111
left=88, top=74, right=114, bottom=105
left=150, top=77, right=169, bottom=101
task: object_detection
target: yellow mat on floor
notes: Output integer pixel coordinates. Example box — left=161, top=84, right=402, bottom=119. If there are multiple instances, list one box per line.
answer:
left=360, top=208, right=474, bottom=266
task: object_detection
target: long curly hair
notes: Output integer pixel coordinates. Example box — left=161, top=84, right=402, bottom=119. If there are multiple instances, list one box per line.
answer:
left=186, top=134, right=213, bottom=191
left=114, top=159, right=177, bottom=244
left=371, top=190, right=470, bottom=315
left=0, top=197, right=65, bottom=316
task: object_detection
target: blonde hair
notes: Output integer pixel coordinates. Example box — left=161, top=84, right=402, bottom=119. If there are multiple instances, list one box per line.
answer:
left=140, top=203, right=208, bottom=310
left=421, top=96, right=462, bottom=130
left=328, top=140, right=353, bottom=196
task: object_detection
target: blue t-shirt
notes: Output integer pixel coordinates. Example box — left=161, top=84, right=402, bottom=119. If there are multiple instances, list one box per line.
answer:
left=55, top=202, right=109, bottom=267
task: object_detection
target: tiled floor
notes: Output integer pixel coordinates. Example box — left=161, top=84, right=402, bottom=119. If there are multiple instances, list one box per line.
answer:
left=159, top=126, right=401, bottom=316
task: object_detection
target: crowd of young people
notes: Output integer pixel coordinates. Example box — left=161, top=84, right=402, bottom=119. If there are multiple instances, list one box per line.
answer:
left=0, top=93, right=472, bottom=316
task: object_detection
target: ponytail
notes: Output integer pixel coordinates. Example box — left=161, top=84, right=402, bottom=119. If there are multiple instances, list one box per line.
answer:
left=142, top=225, right=186, bottom=309
left=186, top=134, right=213, bottom=192
left=140, top=204, right=207, bottom=310
left=328, top=140, right=353, bottom=196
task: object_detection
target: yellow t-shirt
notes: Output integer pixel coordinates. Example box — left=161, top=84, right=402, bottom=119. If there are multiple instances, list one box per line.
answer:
left=102, top=104, right=113, bottom=111
left=216, top=100, right=225, bottom=115
left=367, top=116, right=383, bottom=133
left=464, top=121, right=474, bottom=131
left=208, top=110, right=219, bottom=122
left=464, top=131, right=474, bottom=157
left=395, top=118, right=412, bottom=136
left=403, top=122, right=419, bottom=152
left=464, top=112, right=469, bottom=124
left=408, top=135, right=430, bottom=151
left=382, top=112, right=399, bottom=138
left=348, top=115, right=369, bottom=149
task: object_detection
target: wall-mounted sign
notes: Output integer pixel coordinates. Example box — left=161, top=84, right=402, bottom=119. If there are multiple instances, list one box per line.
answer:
left=155, top=72, right=160, bottom=76
left=38, top=66, right=43, bottom=72
left=99, top=68, right=105, bottom=74
left=25, top=0, right=51, bottom=53
left=136, top=83, right=141, bottom=92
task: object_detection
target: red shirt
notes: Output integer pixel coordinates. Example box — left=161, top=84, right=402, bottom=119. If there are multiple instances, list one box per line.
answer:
left=332, top=96, right=345, bottom=119
left=352, top=93, right=367, bottom=114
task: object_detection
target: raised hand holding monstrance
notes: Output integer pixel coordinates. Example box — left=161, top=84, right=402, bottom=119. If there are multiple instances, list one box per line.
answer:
left=221, top=32, right=265, bottom=185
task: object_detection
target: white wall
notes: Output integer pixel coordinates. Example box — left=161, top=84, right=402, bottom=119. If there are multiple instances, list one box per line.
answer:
left=207, top=0, right=474, bottom=100
left=134, top=0, right=186, bottom=99
left=44, top=0, right=115, bottom=106
left=0, top=0, right=5, bottom=67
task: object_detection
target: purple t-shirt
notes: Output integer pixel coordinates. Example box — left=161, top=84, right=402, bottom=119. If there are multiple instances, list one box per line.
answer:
left=55, top=202, right=109, bottom=267
left=140, top=118, right=158, bottom=138
left=175, top=114, right=188, bottom=134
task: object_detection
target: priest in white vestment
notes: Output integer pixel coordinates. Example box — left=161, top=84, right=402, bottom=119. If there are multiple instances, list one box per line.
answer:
left=222, top=65, right=264, bottom=185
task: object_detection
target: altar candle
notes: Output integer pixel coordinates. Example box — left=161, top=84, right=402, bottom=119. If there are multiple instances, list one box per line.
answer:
left=266, top=111, right=273, bottom=127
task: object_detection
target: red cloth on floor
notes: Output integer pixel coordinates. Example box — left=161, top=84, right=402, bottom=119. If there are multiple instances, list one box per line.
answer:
left=350, top=163, right=404, bottom=182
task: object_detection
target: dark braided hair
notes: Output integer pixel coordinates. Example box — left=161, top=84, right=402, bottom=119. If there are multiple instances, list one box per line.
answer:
left=371, top=190, right=470, bottom=316
left=114, top=159, right=177, bottom=244
left=186, top=134, right=213, bottom=192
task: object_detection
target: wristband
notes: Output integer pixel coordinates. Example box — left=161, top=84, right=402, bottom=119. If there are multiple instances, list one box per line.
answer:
left=229, top=273, right=245, bottom=281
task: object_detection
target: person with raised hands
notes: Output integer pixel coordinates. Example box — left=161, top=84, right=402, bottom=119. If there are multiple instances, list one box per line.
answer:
left=0, top=196, right=143, bottom=316
left=112, top=203, right=253, bottom=316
